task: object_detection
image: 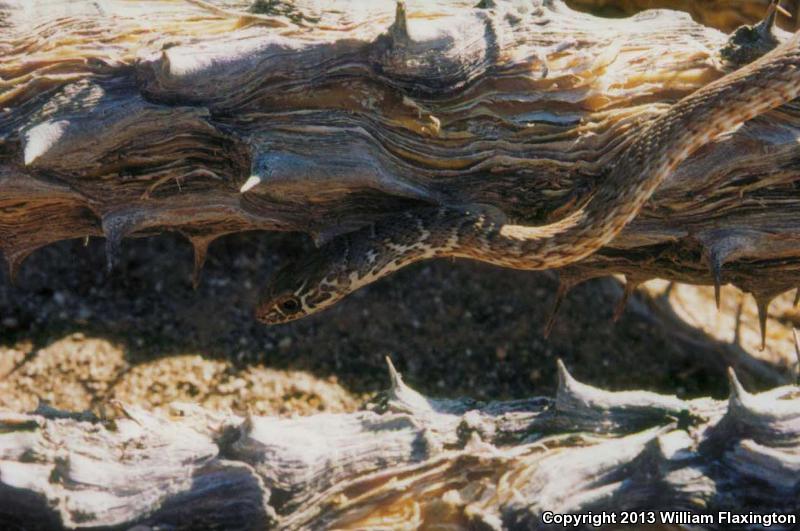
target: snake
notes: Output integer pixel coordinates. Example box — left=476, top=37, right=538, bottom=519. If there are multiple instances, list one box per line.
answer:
left=256, top=25, right=800, bottom=325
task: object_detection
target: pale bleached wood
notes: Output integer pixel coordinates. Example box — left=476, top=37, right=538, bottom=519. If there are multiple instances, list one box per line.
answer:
left=1, top=359, right=799, bottom=530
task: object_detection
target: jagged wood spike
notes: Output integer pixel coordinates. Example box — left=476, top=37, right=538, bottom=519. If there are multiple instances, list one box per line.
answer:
left=543, top=271, right=601, bottom=338
left=390, top=0, right=409, bottom=45
left=192, top=245, right=208, bottom=290
left=761, top=0, right=781, bottom=34
left=754, top=294, right=771, bottom=351
left=554, top=357, right=594, bottom=413
left=183, top=234, right=218, bottom=290
left=381, top=355, right=436, bottom=415
left=555, top=358, right=686, bottom=415
left=7, top=256, right=24, bottom=287
left=727, top=366, right=749, bottom=404
left=697, top=229, right=785, bottom=311
left=726, top=367, right=759, bottom=426
left=543, top=279, right=571, bottom=338
left=101, top=211, right=152, bottom=273
left=719, top=0, right=790, bottom=66
left=705, top=248, right=724, bottom=309
left=385, top=355, right=403, bottom=391
left=612, top=277, right=640, bottom=323
left=723, top=366, right=760, bottom=432
left=725, top=365, right=800, bottom=422
left=555, top=358, right=576, bottom=394
left=1, top=246, right=40, bottom=287
left=555, top=356, right=606, bottom=411
left=191, top=239, right=209, bottom=290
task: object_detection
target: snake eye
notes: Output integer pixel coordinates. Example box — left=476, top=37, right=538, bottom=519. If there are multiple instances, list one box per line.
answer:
left=279, top=297, right=301, bottom=314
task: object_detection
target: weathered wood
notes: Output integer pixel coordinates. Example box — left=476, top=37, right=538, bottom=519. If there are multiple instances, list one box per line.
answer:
left=568, top=0, right=800, bottom=32
left=3, top=4, right=800, bottom=529
left=1, top=359, right=799, bottom=530
left=2, top=0, right=800, bottom=314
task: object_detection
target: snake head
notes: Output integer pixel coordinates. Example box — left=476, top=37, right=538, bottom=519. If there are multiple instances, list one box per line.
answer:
left=256, top=240, right=352, bottom=325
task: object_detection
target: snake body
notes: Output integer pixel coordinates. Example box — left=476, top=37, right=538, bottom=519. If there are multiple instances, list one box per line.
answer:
left=257, top=29, right=800, bottom=325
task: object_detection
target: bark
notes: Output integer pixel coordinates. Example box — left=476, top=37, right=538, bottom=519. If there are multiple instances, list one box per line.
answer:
left=2, top=0, right=800, bottom=313
left=1, top=359, right=799, bottom=530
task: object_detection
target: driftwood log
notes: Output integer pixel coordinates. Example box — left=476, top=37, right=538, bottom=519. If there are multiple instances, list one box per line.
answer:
left=1, top=359, right=800, bottom=530
left=2, top=0, right=800, bottom=324
left=3, top=2, right=800, bottom=529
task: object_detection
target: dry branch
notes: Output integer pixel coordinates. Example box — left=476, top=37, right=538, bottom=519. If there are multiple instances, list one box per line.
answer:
left=1, top=0, right=800, bottom=321
left=1, top=359, right=799, bottom=529
left=3, top=4, right=800, bottom=529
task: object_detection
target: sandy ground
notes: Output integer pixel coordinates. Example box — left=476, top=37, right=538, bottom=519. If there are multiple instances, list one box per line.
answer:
left=1, top=231, right=797, bottom=417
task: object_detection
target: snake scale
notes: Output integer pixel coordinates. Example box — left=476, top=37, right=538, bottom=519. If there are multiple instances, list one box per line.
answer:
left=256, top=25, right=800, bottom=325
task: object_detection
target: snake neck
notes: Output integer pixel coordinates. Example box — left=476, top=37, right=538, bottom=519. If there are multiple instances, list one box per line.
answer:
left=260, top=32, right=800, bottom=323
left=336, top=32, right=800, bottom=292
